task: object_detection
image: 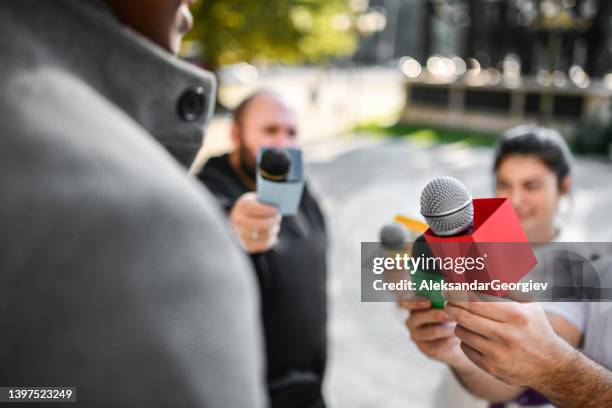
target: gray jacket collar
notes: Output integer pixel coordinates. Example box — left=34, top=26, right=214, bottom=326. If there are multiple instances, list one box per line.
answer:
left=9, top=0, right=216, bottom=167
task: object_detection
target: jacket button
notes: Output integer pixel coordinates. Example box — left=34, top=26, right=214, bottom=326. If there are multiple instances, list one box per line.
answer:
left=177, top=86, right=206, bottom=122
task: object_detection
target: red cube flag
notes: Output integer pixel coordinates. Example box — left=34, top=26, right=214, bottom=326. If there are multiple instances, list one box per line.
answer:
left=424, top=198, right=537, bottom=297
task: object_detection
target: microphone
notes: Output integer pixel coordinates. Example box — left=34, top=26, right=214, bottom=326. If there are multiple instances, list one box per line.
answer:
left=377, top=223, right=412, bottom=302
left=419, top=176, right=537, bottom=297
left=259, top=148, right=291, bottom=182
left=256, top=147, right=305, bottom=216
left=380, top=223, right=407, bottom=251
left=420, top=176, right=473, bottom=237
left=413, top=178, right=471, bottom=306
left=411, top=234, right=445, bottom=308
left=378, top=223, right=445, bottom=307
left=415, top=177, right=472, bottom=305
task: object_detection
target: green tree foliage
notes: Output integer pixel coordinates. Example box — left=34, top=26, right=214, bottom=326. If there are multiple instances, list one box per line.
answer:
left=187, top=0, right=358, bottom=70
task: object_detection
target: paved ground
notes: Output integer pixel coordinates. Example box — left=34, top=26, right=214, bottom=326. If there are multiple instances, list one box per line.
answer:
left=303, top=135, right=612, bottom=408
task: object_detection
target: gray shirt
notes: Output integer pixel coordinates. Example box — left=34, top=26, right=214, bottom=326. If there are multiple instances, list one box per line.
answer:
left=0, top=1, right=265, bottom=406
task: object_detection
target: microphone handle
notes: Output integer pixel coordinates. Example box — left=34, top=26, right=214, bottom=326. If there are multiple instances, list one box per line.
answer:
left=411, top=235, right=445, bottom=309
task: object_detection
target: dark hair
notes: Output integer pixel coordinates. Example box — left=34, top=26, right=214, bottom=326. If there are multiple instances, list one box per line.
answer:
left=493, top=125, right=573, bottom=189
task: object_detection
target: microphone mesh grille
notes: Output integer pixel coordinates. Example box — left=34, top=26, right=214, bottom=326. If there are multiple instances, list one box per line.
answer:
left=420, top=177, right=474, bottom=236
left=380, top=224, right=407, bottom=250
left=425, top=205, right=473, bottom=236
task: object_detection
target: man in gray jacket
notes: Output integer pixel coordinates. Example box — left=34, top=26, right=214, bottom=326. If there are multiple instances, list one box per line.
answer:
left=0, top=1, right=265, bottom=407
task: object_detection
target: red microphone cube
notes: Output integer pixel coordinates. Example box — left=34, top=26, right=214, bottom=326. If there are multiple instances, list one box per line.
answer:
left=424, top=198, right=537, bottom=297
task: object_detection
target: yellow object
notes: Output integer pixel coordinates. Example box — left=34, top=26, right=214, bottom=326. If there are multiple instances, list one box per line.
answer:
left=393, top=214, right=428, bottom=234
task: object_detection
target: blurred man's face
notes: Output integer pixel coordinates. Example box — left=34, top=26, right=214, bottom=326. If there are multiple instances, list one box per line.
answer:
left=495, top=154, right=568, bottom=242
left=105, top=0, right=194, bottom=54
left=233, top=95, right=298, bottom=175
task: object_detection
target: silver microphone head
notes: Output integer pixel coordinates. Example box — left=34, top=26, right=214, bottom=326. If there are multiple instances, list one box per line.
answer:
left=420, top=176, right=474, bottom=236
left=380, top=224, right=408, bottom=251
left=380, top=223, right=407, bottom=251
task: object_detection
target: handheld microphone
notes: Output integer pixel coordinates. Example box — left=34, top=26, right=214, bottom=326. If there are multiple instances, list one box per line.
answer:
left=420, top=176, right=537, bottom=297
left=378, top=223, right=445, bottom=307
left=414, top=177, right=474, bottom=306
left=377, top=223, right=412, bottom=301
left=412, top=234, right=445, bottom=308
left=256, top=147, right=305, bottom=216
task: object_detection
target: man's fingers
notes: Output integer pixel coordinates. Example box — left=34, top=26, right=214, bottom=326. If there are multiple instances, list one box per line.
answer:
left=398, top=299, right=431, bottom=311
left=241, top=197, right=278, bottom=218
left=419, top=336, right=460, bottom=357
left=454, top=324, right=494, bottom=356
left=444, top=290, right=520, bottom=323
left=230, top=193, right=281, bottom=254
left=460, top=341, right=486, bottom=370
left=409, top=322, right=456, bottom=341
left=235, top=215, right=278, bottom=232
left=238, top=227, right=270, bottom=244
left=406, top=308, right=452, bottom=329
left=444, top=302, right=501, bottom=339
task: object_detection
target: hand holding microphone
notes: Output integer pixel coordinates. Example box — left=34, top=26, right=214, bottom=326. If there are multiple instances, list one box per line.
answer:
left=412, top=177, right=551, bottom=386
left=402, top=175, right=534, bottom=372
left=390, top=204, right=468, bottom=369
left=381, top=222, right=468, bottom=368
left=230, top=192, right=281, bottom=254
left=256, top=147, right=305, bottom=216
left=230, top=147, right=301, bottom=253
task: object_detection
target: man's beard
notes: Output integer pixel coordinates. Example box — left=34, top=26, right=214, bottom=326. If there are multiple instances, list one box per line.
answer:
left=238, top=142, right=257, bottom=181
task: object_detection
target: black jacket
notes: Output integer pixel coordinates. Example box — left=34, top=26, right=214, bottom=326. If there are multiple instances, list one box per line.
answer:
left=198, top=154, right=328, bottom=389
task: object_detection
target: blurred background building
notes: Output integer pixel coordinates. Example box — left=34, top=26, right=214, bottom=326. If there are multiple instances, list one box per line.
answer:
left=185, top=0, right=612, bottom=159
left=357, top=0, right=612, bottom=76
left=355, top=0, right=612, bottom=142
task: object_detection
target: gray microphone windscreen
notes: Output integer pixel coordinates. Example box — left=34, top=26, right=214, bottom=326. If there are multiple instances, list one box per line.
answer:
left=380, top=224, right=407, bottom=250
left=420, top=176, right=474, bottom=236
